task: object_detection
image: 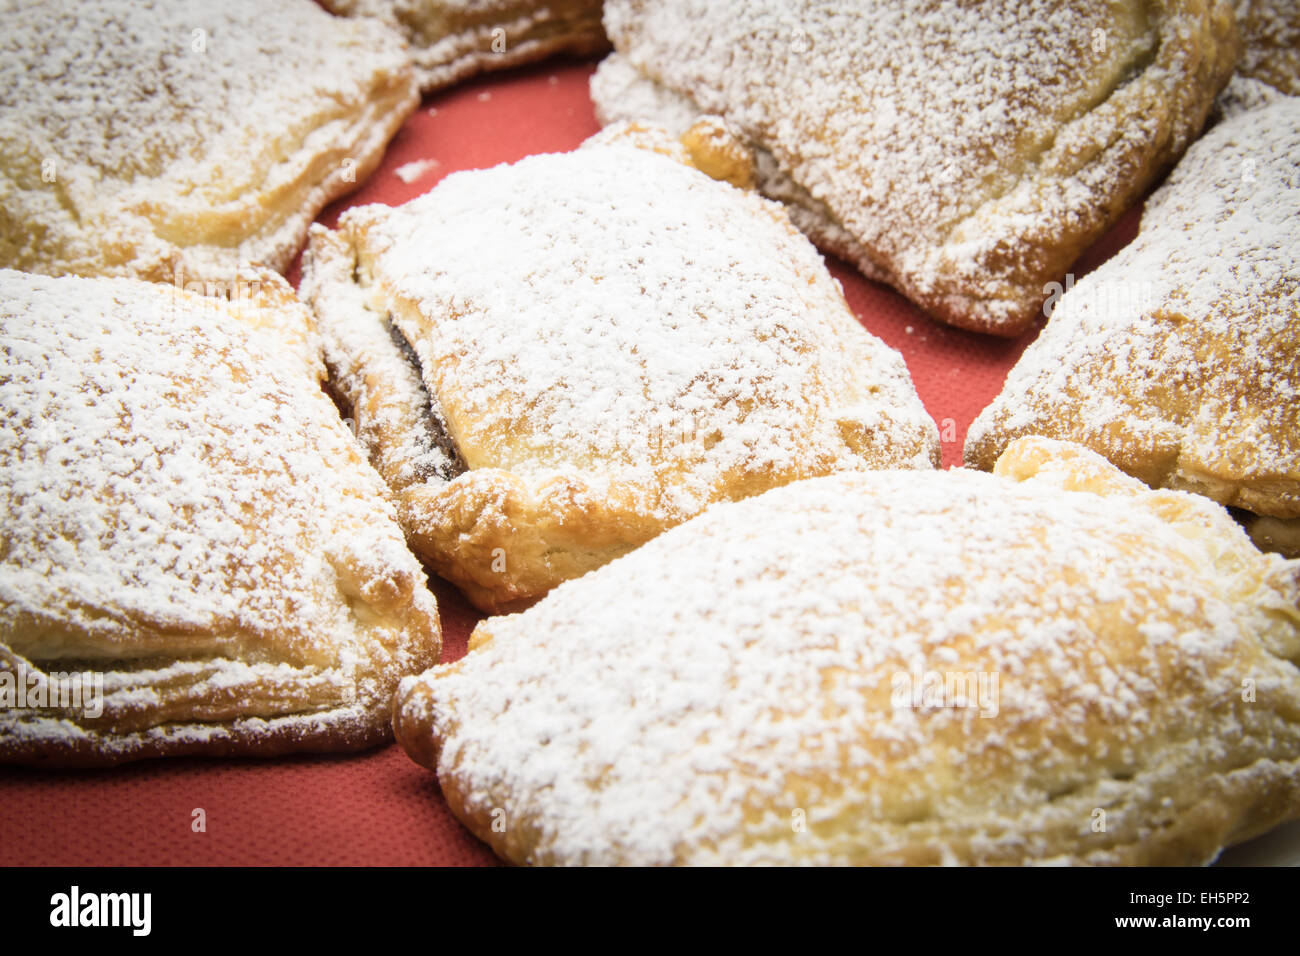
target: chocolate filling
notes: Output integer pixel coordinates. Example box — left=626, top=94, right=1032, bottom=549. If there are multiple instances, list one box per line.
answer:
left=385, top=314, right=467, bottom=483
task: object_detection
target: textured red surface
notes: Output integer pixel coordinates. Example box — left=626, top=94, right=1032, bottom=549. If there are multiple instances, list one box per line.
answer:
left=0, top=56, right=1155, bottom=866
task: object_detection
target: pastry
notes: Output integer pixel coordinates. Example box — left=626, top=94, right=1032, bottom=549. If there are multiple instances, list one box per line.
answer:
left=965, top=79, right=1300, bottom=556
left=321, top=0, right=607, bottom=92
left=1235, top=0, right=1300, bottom=95
left=0, top=0, right=419, bottom=282
left=300, top=123, right=940, bottom=613
left=394, top=437, right=1300, bottom=866
left=0, top=269, right=441, bottom=766
left=591, top=0, right=1239, bottom=335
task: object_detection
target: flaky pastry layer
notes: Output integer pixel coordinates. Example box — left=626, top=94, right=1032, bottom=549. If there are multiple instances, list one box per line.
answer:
left=0, top=0, right=419, bottom=282
left=966, top=80, right=1300, bottom=540
left=301, top=124, right=940, bottom=613
left=395, top=438, right=1300, bottom=865
left=323, top=0, right=608, bottom=92
left=0, top=270, right=441, bottom=766
left=592, top=0, right=1239, bottom=335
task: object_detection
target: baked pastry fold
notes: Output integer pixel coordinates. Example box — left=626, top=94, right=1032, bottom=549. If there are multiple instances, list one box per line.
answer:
left=965, top=79, right=1300, bottom=555
left=394, top=437, right=1300, bottom=865
left=301, top=123, right=940, bottom=612
left=0, top=0, right=419, bottom=282
left=592, top=0, right=1239, bottom=335
left=1235, top=0, right=1300, bottom=95
left=0, top=269, right=441, bottom=766
left=321, top=0, right=608, bottom=92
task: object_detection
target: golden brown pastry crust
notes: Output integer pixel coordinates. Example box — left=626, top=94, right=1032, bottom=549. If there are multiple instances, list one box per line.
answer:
left=0, top=0, right=419, bottom=282
left=592, top=0, right=1240, bottom=335
left=966, top=80, right=1300, bottom=538
left=1235, top=0, right=1300, bottom=95
left=0, top=269, right=441, bottom=766
left=1241, top=515, right=1300, bottom=559
left=394, top=437, right=1300, bottom=865
left=301, top=124, right=940, bottom=613
left=321, top=0, right=608, bottom=92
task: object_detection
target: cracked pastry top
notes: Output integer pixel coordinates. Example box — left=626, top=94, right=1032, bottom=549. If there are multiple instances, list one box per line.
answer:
left=0, top=269, right=441, bottom=766
left=300, top=123, right=940, bottom=613
left=321, top=0, right=608, bottom=93
left=0, top=0, right=419, bottom=282
left=394, top=437, right=1300, bottom=866
left=965, top=79, right=1300, bottom=556
left=591, top=0, right=1239, bottom=335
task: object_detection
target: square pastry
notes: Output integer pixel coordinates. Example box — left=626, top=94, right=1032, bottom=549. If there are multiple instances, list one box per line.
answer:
left=0, top=0, right=419, bottom=281
left=0, top=269, right=441, bottom=765
left=301, top=124, right=940, bottom=612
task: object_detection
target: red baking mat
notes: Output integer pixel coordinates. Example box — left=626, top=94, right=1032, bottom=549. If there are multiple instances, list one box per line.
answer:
left=1, top=56, right=1151, bottom=866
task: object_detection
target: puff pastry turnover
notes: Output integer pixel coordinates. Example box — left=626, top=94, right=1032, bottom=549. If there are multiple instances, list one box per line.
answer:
left=394, top=437, right=1300, bottom=866
left=0, top=269, right=441, bottom=766
left=300, top=124, right=940, bottom=613
left=322, top=0, right=607, bottom=93
left=591, top=0, right=1239, bottom=335
left=0, top=0, right=418, bottom=282
left=966, top=80, right=1300, bottom=556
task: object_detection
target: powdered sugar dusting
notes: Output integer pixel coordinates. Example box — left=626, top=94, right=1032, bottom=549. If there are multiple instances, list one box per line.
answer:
left=301, top=225, right=462, bottom=492
left=966, top=82, right=1300, bottom=519
left=0, top=270, right=439, bottom=758
left=403, top=445, right=1300, bottom=864
left=1235, top=0, right=1300, bottom=96
left=591, top=52, right=700, bottom=133
left=394, top=159, right=441, bottom=184
left=597, top=0, right=1237, bottom=333
left=335, top=132, right=938, bottom=522
left=321, top=0, right=607, bottom=92
left=0, top=0, right=414, bottom=278
left=591, top=54, right=895, bottom=285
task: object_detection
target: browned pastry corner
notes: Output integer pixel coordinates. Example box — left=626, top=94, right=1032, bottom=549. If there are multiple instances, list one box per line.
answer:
left=1235, top=0, right=1300, bottom=95
left=966, top=79, right=1300, bottom=557
left=394, top=437, right=1300, bottom=865
left=300, top=123, right=940, bottom=613
left=321, top=0, right=608, bottom=92
left=1240, top=515, right=1300, bottom=560
left=0, top=0, right=419, bottom=282
left=592, top=0, right=1240, bottom=335
left=0, top=269, right=441, bottom=766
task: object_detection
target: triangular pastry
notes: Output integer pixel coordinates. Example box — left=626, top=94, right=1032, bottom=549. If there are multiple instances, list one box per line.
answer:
left=300, top=123, right=940, bottom=613
left=394, top=437, right=1300, bottom=866
left=0, top=269, right=441, bottom=766
left=966, top=79, right=1300, bottom=556
left=591, top=0, right=1239, bottom=335
left=0, top=0, right=419, bottom=281
left=321, top=0, right=608, bottom=93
